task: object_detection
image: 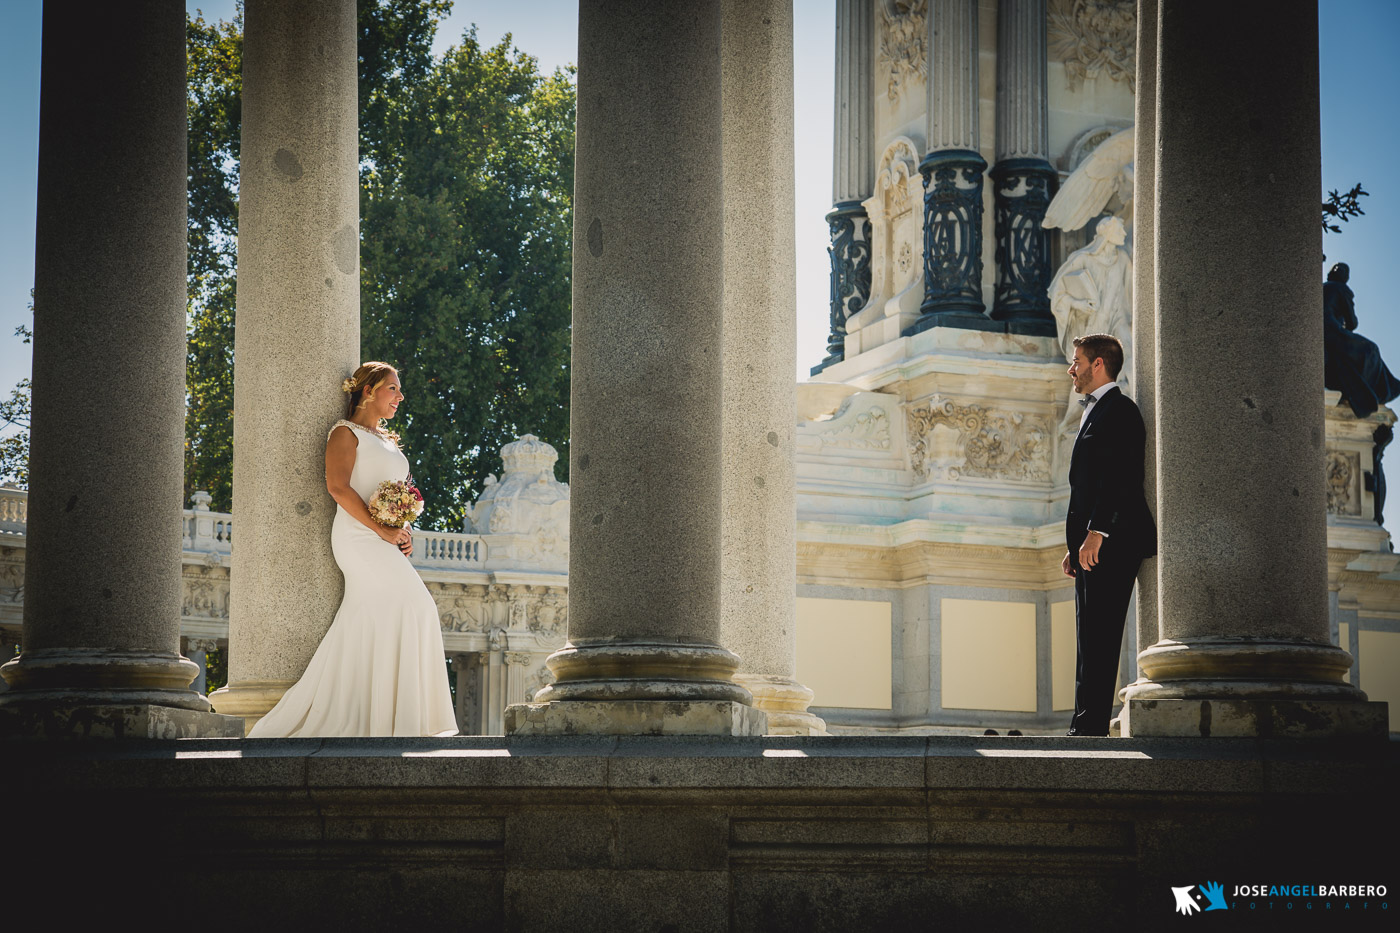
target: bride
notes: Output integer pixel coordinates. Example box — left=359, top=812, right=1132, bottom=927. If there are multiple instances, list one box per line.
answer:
left=248, top=362, right=459, bottom=738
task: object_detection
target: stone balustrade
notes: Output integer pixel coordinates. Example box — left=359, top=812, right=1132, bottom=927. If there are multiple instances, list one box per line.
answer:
left=0, top=488, right=27, bottom=534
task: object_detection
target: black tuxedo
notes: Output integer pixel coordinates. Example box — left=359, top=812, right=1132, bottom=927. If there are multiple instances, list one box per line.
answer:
left=1065, top=385, right=1157, bottom=735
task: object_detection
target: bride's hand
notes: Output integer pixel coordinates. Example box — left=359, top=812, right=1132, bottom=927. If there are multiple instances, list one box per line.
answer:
left=378, top=523, right=411, bottom=551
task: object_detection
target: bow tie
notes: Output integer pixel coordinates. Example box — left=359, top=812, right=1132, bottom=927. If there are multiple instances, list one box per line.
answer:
left=1078, top=395, right=1097, bottom=409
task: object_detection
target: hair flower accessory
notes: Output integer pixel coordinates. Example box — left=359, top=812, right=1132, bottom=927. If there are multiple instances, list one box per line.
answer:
left=341, top=377, right=356, bottom=394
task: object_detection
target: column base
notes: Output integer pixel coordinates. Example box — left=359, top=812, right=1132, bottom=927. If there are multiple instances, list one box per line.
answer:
left=207, top=679, right=294, bottom=736
left=0, top=701, right=245, bottom=740
left=735, top=673, right=827, bottom=736
left=504, top=699, right=767, bottom=736
left=1122, top=698, right=1388, bottom=739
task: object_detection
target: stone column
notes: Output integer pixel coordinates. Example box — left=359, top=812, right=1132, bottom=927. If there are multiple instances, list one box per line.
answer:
left=1122, top=0, right=1385, bottom=737
left=185, top=640, right=219, bottom=696
left=485, top=639, right=506, bottom=735
left=1126, top=0, right=1159, bottom=699
left=989, top=0, right=1056, bottom=336
left=506, top=0, right=764, bottom=737
left=719, top=0, right=825, bottom=736
left=912, top=0, right=996, bottom=334
left=0, top=1, right=239, bottom=738
left=209, top=0, right=361, bottom=732
left=814, top=0, right=874, bottom=374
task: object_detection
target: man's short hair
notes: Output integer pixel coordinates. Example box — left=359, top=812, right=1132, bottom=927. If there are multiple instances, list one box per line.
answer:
left=1073, top=333, right=1124, bottom=379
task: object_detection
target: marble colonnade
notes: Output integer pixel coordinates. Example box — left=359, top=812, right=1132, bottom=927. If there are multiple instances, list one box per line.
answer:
left=209, top=0, right=363, bottom=732
left=913, top=0, right=995, bottom=333
left=989, top=0, right=1057, bottom=336
left=1128, top=0, right=1159, bottom=692
left=1122, top=0, right=1384, bottom=736
left=0, top=1, right=237, bottom=736
left=815, top=0, right=875, bottom=372
left=505, top=0, right=765, bottom=736
left=719, top=0, right=825, bottom=735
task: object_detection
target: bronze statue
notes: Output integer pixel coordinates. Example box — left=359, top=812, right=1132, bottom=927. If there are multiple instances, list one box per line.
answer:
left=1324, top=263, right=1400, bottom=419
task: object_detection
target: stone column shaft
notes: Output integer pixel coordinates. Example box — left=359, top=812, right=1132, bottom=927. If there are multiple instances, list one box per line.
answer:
left=1130, top=0, right=1159, bottom=689
left=0, top=1, right=237, bottom=737
left=210, top=0, right=361, bottom=732
left=990, top=0, right=1057, bottom=335
left=816, top=0, right=875, bottom=373
left=720, top=0, right=824, bottom=736
left=506, top=0, right=763, bottom=736
left=913, top=0, right=995, bottom=333
left=1124, top=0, right=1384, bottom=737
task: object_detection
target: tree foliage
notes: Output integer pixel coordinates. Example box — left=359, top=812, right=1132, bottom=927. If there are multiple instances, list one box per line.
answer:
left=184, top=1, right=575, bottom=529
left=359, top=27, right=574, bottom=530
left=184, top=8, right=242, bottom=511
left=0, top=318, right=32, bottom=488
left=1323, top=183, right=1368, bottom=234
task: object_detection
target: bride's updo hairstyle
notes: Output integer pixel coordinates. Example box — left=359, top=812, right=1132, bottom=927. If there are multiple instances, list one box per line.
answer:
left=341, top=361, right=398, bottom=420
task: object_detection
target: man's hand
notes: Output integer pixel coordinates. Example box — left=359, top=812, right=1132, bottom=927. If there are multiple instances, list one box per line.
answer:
left=1078, top=531, right=1103, bottom=570
left=1061, top=550, right=1075, bottom=577
left=398, top=525, right=414, bottom=557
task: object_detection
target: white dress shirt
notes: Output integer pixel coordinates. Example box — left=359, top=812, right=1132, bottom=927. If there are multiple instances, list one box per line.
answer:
left=1078, top=381, right=1119, bottom=538
left=1078, top=381, right=1117, bottom=433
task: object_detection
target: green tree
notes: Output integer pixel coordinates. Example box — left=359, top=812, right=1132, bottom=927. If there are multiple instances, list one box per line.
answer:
left=0, top=317, right=32, bottom=488
left=1323, top=183, right=1368, bottom=234
left=184, top=9, right=242, bottom=511
left=184, top=2, right=575, bottom=529
left=360, top=29, right=574, bottom=530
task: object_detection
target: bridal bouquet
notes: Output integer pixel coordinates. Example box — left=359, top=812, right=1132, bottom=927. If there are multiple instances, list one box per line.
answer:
left=368, top=477, right=424, bottom=528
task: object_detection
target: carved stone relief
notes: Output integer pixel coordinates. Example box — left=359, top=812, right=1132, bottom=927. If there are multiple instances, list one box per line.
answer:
left=1048, top=0, right=1136, bottom=92
left=878, top=0, right=927, bottom=106
left=908, top=396, right=1053, bottom=484
left=813, top=397, right=894, bottom=453
left=860, top=137, right=924, bottom=326
left=1326, top=450, right=1363, bottom=516
left=0, top=548, right=23, bottom=604
left=429, top=581, right=568, bottom=646
left=181, top=565, right=230, bottom=619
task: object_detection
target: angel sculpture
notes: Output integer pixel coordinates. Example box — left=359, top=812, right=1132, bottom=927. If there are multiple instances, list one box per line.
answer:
left=1043, top=127, right=1135, bottom=236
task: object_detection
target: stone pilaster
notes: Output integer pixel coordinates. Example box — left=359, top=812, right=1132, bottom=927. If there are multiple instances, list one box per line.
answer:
left=719, top=0, right=825, bottom=736
left=1121, top=0, right=1385, bottom=738
left=505, top=0, right=763, bottom=737
left=912, top=0, right=996, bottom=334
left=209, top=0, right=361, bottom=733
left=0, top=1, right=239, bottom=738
left=990, top=0, right=1056, bottom=336
left=816, top=0, right=875, bottom=374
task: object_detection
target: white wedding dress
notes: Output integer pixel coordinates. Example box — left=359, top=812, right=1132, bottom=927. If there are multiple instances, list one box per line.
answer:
left=247, top=420, right=459, bottom=738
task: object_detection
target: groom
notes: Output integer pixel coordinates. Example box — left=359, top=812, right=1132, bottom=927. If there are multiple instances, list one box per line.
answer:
left=1062, top=334, right=1157, bottom=736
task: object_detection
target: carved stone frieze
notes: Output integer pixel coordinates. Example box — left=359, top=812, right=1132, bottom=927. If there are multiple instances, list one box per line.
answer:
left=181, top=565, right=230, bottom=620
left=907, top=396, right=1052, bottom=484
left=0, top=547, right=23, bottom=604
left=1326, top=450, right=1362, bottom=516
left=878, top=0, right=927, bottom=106
left=1048, top=0, right=1136, bottom=92
left=428, top=581, right=568, bottom=643
left=813, top=401, right=893, bottom=452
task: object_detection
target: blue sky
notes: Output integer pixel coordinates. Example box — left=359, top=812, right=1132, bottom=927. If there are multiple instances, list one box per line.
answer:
left=0, top=1, right=1395, bottom=389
